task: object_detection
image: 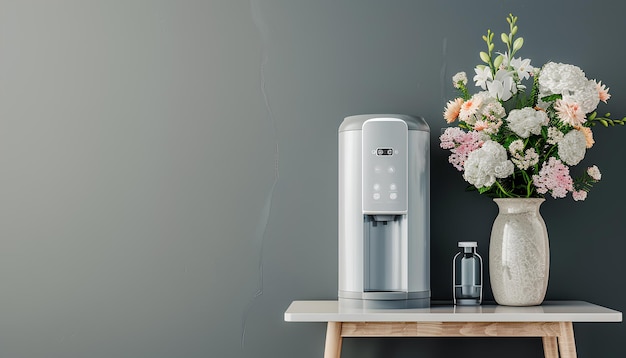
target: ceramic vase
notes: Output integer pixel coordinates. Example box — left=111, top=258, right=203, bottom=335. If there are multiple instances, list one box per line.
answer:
left=489, top=198, right=549, bottom=306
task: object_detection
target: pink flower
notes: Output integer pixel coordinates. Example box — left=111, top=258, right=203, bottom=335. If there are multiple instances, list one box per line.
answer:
left=595, top=80, right=611, bottom=103
left=572, top=190, right=588, bottom=201
left=532, top=157, right=574, bottom=198
left=473, top=120, right=489, bottom=131
left=439, top=128, right=484, bottom=171
left=439, top=127, right=465, bottom=149
left=554, top=98, right=585, bottom=127
left=443, top=98, right=464, bottom=123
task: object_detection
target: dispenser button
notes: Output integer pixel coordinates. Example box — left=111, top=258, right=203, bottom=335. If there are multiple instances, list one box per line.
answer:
left=390, top=192, right=398, bottom=200
left=387, top=166, right=395, bottom=174
left=374, top=166, right=383, bottom=174
left=373, top=193, right=381, bottom=200
left=373, top=183, right=381, bottom=191
left=390, top=183, right=397, bottom=191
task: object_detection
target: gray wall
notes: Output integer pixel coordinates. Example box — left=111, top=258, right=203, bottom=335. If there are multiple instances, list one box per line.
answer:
left=0, top=0, right=623, bottom=357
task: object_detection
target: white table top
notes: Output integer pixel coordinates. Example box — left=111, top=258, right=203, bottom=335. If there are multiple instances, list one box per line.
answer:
left=285, top=300, right=623, bottom=323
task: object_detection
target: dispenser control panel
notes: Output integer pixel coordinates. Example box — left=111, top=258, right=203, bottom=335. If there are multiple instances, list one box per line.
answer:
left=362, top=119, right=408, bottom=214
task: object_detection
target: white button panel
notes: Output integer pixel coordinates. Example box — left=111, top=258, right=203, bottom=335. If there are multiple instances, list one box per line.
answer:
left=361, top=119, right=408, bottom=214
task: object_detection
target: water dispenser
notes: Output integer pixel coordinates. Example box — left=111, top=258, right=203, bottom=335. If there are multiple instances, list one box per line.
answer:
left=338, top=114, right=430, bottom=309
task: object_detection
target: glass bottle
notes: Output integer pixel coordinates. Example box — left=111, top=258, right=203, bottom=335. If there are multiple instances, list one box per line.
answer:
left=453, top=241, right=483, bottom=305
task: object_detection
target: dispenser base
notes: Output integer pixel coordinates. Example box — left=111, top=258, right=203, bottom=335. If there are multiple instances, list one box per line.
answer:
left=339, top=290, right=430, bottom=309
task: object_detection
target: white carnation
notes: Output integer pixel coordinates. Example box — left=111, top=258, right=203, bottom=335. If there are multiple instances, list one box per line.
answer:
left=463, top=141, right=514, bottom=188
left=538, top=62, right=600, bottom=114
left=506, top=107, right=549, bottom=138
left=564, top=79, right=600, bottom=114
left=558, top=130, right=587, bottom=165
left=539, top=62, right=587, bottom=96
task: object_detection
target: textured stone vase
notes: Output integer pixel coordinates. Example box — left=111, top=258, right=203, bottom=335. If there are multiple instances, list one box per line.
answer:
left=489, top=198, right=549, bottom=306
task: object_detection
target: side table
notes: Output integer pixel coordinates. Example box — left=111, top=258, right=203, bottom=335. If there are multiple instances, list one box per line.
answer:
left=284, top=300, right=622, bottom=358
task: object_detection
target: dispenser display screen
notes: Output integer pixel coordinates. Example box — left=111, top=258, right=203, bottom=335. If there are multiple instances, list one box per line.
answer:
left=376, top=148, right=394, bottom=156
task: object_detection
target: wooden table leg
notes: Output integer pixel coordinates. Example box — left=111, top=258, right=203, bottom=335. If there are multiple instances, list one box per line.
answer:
left=542, top=336, right=559, bottom=358
left=324, top=322, right=343, bottom=358
left=557, top=322, right=577, bottom=358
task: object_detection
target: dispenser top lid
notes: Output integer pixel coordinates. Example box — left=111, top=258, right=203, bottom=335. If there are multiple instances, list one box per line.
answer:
left=458, top=241, right=478, bottom=248
left=339, top=114, right=430, bottom=132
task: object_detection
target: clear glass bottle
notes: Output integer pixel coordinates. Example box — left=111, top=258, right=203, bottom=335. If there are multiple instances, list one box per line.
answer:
left=453, top=241, right=483, bottom=305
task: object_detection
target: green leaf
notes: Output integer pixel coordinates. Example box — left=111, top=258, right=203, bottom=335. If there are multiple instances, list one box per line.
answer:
left=541, top=94, right=562, bottom=102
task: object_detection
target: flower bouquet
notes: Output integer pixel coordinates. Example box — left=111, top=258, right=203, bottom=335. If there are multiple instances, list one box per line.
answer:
left=440, top=14, right=625, bottom=200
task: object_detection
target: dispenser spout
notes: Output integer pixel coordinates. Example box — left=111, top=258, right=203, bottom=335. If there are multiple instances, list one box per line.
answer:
left=371, top=214, right=399, bottom=223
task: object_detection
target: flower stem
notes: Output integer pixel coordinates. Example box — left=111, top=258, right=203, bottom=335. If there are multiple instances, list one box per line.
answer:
left=495, top=181, right=515, bottom=198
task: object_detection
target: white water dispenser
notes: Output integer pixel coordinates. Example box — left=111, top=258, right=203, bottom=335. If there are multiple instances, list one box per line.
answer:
left=338, top=114, right=430, bottom=309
